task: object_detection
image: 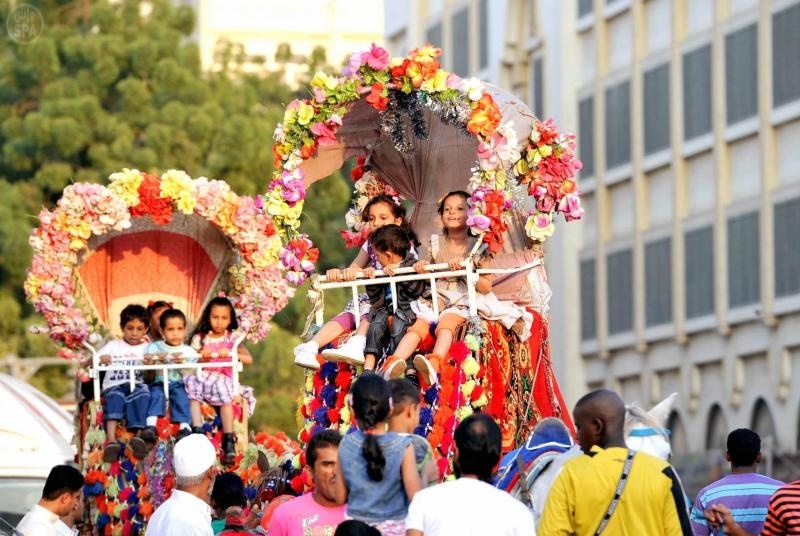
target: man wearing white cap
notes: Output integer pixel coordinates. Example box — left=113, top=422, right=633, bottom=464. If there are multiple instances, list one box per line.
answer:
left=146, top=434, right=218, bottom=535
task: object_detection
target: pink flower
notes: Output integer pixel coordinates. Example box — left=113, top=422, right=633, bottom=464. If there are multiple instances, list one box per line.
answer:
left=313, top=87, right=326, bottom=103
left=466, top=214, right=492, bottom=230
left=559, top=193, right=584, bottom=221
left=342, top=51, right=364, bottom=76
left=536, top=194, right=556, bottom=213
left=361, top=43, right=390, bottom=70
left=310, top=121, right=337, bottom=145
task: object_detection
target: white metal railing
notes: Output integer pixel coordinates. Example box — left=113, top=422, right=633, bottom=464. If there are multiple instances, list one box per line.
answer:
left=83, top=334, right=244, bottom=403
left=312, top=257, right=542, bottom=329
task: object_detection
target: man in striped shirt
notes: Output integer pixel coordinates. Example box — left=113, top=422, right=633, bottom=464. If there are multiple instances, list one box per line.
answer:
left=706, top=480, right=800, bottom=535
left=691, top=429, right=784, bottom=535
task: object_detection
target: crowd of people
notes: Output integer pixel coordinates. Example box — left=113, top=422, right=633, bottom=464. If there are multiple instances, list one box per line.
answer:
left=15, top=382, right=800, bottom=535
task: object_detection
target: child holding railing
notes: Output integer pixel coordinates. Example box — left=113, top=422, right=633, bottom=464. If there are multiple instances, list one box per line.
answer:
left=293, top=194, right=419, bottom=372
left=187, top=296, right=255, bottom=464
left=144, top=307, right=196, bottom=442
left=97, top=303, right=151, bottom=462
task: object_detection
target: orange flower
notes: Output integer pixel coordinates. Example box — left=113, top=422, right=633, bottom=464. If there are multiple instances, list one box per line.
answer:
left=467, top=94, right=502, bottom=138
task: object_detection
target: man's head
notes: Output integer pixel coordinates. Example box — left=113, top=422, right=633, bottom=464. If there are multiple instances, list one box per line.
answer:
left=573, top=389, right=627, bottom=453
left=453, top=413, right=502, bottom=482
left=306, top=429, right=342, bottom=507
left=41, top=464, right=84, bottom=516
left=174, top=434, right=218, bottom=497
left=210, top=472, right=246, bottom=515
left=388, top=377, right=421, bottom=433
left=726, top=428, right=761, bottom=468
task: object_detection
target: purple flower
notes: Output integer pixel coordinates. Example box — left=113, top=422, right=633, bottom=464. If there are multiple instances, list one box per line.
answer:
left=320, top=384, right=337, bottom=406
left=423, top=385, right=439, bottom=405
left=320, top=362, right=338, bottom=380
left=313, top=407, right=330, bottom=426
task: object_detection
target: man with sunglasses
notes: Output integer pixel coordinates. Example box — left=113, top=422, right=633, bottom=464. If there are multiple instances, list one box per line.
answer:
left=146, top=434, right=219, bottom=536
left=264, top=430, right=345, bottom=535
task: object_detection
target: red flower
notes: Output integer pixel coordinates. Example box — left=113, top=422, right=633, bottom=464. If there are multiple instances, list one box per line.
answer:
left=365, top=83, right=389, bottom=111
left=450, top=341, right=469, bottom=364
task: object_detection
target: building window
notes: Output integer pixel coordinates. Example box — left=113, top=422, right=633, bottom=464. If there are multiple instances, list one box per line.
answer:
left=773, top=3, right=800, bottom=107
left=751, top=398, right=776, bottom=443
left=580, top=259, right=597, bottom=340
left=683, top=45, right=712, bottom=140
left=706, top=404, right=728, bottom=450
left=426, top=22, right=442, bottom=48
left=775, top=197, right=800, bottom=298
left=667, top=411, right=689, bottom=455
left=479, top=0, right=489, bottom=69
left=725, top=24, right=758, bottom=125
left=579, top=96, right=595, bottom=178
left=727, top=211, right=760, bottom=308
left=607, top=249, right=633, bottom=335
left=578, top=0, right=593, bottom=17
left=645, top=238, right=672, bottom=326
left=644, top=63, right=670, bottom=155
left=685, top=226, right=714, bottom=319
left=531, top=57, right=544, bottom=118
left=451, top=8, right=469, bottom=76
left=605, top=80, right=631, bottom=169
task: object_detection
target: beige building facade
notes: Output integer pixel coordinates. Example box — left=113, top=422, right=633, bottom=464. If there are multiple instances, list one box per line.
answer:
left=180, top=0, right=384, bottom=83
left=385, top=0, right=800, bottom=458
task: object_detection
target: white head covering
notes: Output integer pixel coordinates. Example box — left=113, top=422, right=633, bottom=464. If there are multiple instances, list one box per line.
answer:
left=173, top=434, right=217, bottom=477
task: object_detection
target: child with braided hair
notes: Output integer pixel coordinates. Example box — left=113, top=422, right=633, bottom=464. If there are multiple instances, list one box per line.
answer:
left=333, top=374, right=420, bottom=535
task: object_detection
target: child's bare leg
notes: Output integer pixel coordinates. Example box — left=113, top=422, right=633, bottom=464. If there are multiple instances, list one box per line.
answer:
left=432, top=329, right=454, bottom=357
left=220, top=403, right=234, bottom=433
left=106, top=419, right=118, bottom=442
left=312, top=320, right=345, bottom=347
left=354, top=319, right=370, bottom=336
left=190, top=399, right=203, bottom=427
left=364, top=353, right=377, bottom=371
left=394, top=332, right=422, bottom=361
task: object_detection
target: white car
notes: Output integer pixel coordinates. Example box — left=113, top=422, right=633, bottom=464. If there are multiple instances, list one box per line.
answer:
left=0, top=373, right=74, bottom=529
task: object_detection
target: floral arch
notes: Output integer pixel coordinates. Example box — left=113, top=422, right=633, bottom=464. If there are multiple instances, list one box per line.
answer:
left=24, top=169, right=301, bottom=359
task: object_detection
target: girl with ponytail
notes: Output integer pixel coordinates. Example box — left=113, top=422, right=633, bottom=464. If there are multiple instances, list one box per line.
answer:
left=333, top=374, right=421, bottom=535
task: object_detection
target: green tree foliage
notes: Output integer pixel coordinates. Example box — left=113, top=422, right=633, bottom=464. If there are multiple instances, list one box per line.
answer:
left=0, top=0, right=354, bottom=436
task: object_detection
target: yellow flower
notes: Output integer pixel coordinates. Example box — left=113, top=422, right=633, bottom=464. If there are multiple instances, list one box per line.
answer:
left=108, top=168, right=142, bottom=207
left=310, top=71, right=339, bottom=91
left=461, top=380, right=476, bottom=398
left=538, top=144, right=553, bottom=158
left=462, top=356, right=480, bottom=377
left=297, top=102, right=315, bottom=125
left=472, top=393, right=488, bottom=408
left=175, top=192, right=196, bottom=214
left=456, top=406, right=474, bottom=421
left=420, top=69, right=449, bottom=93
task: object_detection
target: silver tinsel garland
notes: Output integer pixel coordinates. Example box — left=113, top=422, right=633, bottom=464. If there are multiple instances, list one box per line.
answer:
left=378, top=90, right=474, bottom=153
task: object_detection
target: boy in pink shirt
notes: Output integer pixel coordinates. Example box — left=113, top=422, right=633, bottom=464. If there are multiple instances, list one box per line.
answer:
left=265, top=430, right=345, bottom=535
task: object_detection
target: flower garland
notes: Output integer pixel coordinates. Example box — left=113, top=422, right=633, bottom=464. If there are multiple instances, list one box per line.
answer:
left=514, top=119, right=584, bottom=240
left=268, top=43, right=583, bottom=258
left=25, top=169, right=301, bottom=358
left=340, top=156, right=401, bottom=248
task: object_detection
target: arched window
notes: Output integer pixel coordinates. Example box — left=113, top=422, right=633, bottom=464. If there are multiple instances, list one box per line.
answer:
left=751, top=398, right=776, bottom=444
left=706, top=404, right=728, bottom=450
left=667, top=410, right=688, bottom=455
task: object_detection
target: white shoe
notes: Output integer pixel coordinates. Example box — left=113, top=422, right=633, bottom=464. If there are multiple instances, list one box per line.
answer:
left=293, top=341, right=320, bottom=370
left=321, top=335, right=366, bottom=365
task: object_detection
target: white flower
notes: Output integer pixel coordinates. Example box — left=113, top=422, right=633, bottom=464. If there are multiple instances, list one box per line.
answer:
left=460, top=77, right=484, bottom=101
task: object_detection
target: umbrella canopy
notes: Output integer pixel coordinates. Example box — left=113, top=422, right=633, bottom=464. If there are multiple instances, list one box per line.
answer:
left=77, top=214, right=232, bottom=335
left=301, top=84, right=537, bottom=250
